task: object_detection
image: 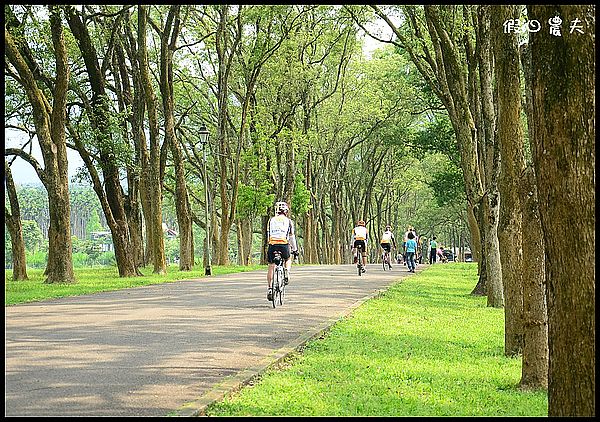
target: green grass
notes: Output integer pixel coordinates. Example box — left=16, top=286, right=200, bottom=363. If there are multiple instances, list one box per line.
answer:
left=5, top=263, right=262, bottom=306
left=206, top=263, right=548, bottom=416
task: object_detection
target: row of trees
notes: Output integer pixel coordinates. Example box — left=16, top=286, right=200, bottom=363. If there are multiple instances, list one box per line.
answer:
left=5, top=3, right=465, bottom=281
left=4, top=4, right=594, bottom=416
left=350, top=4, right=594, bottom=416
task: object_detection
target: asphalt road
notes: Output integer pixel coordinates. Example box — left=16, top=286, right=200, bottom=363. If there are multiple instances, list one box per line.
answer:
left=5, top=262, right=422, bottom=416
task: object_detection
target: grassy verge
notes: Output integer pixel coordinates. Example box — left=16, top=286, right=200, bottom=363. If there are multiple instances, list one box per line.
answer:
left=5, top=264, right=263, bottom=306
left=206, top=263, right=548, bottom=416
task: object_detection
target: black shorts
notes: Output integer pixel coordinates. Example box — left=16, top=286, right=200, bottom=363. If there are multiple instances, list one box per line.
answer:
left=380, top=243, right=391, bottom=252
left=353, top=240, right=367, bottom=255
left=267, top=244, right=290, bottom=263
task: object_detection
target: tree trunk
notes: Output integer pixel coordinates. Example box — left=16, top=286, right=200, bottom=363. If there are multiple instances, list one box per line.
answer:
left=4, top=161, right=28, bottom=280
left=158, top=5, right=194, bottom=271
left=5, top=6, right=76, bottom=284
left=519, top=43, right=548, bottom=390
left=66, top=6, right=138, bottom=278
left=519, top=165, right=548, bottom=390
left=113, top=33, right=145, bottom=269
left=137, top=5, right=167, bottom=274
left=492, top=4, right=526, bottom=355
left=529, top=4, right=595, bottom=416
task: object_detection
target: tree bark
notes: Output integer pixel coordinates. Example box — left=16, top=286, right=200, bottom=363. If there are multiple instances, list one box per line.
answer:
left=66, top=6, right=138, bottom=278
left=4, top=161, right=29, bottom=280
left=519, top=42, right=548, bottom=391
left=529, top=4, right=595, bottom=416
left=5, top=6, right=76, bottom=284
left=475, top=6, right=503, bottom=308
left=492, top=4, right=526, bottom=355
left=519, top=165, right=548, bottom=390
left=158, top=5, right=195, bottom=271
left=137, top=5, right=167, bottom=274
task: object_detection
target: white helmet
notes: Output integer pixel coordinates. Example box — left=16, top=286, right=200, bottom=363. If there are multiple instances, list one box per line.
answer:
left=275, top=201, right=289, bottom=215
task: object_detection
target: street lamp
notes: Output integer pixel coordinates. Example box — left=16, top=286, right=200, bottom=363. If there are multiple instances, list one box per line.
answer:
left=198, top=125, right=212, bottom=276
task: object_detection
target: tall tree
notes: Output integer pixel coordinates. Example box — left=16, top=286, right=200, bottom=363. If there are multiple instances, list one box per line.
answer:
left=528, top=5, right=595, bottom=416
left=65, top=5, right=139, bottom=277
left=4, top=160, right=28, bottom=280
left=358, top=5, right=504, bottom=302
left=136, top=5, right=167, bottom=274
left=519, top=42, right=548, bottom=391
left=491, top=4, right=525, bottom=356
left=153, top=5, right=195, bottom=271
left=5, top=5, right=76, bottom=283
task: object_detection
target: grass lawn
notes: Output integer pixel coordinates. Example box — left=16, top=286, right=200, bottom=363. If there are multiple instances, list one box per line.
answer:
left=4, top=263, right=263, bottom=306
left=206, top=263, right=548, bottom=416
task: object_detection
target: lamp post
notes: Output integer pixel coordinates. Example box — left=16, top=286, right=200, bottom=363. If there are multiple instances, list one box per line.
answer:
left=198, top=125, right=212, bottom=276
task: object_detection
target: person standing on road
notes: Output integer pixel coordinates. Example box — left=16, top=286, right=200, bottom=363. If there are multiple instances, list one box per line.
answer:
left=405, top=231, right=418, bottom=273
left=402, top=226, right=412, bottom=266
left=429, top=236, right=438, bottom=264
left=266, top=201, right=298, bottom=301
left=351, top=220, right=369, bottom=273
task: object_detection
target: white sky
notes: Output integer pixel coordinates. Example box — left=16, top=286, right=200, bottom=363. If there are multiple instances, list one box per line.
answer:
left=5, top=129, right=85, bottom=186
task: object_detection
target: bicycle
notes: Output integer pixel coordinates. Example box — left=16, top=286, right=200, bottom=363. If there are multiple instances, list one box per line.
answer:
left=356, top=244, right=365, bottom=276
left=382, top=248, right=392, bottom=271
left=270, top=251, right=286, bottom=308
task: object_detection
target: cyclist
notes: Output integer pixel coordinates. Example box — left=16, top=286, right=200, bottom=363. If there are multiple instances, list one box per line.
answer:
left=380, top=225, right=397, bottom=268
left=266, top=201, right=298, bottom=301
left=351, top=220, right=368, bottom=273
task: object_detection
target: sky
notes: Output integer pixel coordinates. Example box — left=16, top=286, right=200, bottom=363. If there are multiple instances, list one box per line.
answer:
left=5, top=129, right=85, bottom=186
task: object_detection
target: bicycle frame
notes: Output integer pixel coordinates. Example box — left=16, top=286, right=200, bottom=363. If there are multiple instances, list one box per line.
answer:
left=271, top=251, right=286, bottom=307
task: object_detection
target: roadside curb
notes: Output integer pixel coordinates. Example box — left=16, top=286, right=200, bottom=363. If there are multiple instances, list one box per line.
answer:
left=171, top=281, right=398, bottom=417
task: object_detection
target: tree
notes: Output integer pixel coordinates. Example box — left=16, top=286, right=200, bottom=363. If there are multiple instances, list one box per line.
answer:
left=65, top=5, right=140, bottom=278
left=4, top=161, right=28, bottom=280
left=528, top=4, right=594, bottom=416
left=519, top=41, right=548, bottom=391
left=491, top=4, right=525, bottom=356
left=134, top=5, right=168, bottom=274
left=153, top=5, right=195, bottom=271
left=359, top=5, right=504, bottom=304
left=5, top=5, right=76, bottom=284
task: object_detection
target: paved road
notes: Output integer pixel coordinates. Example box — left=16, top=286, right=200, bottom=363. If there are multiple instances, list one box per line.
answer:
left=5, top=263, right=423, bottom=416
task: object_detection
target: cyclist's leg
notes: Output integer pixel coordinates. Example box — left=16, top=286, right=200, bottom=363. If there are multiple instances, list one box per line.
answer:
left=266, top=245, right=275, bottom=300
left=362, top=243, right=367, bottom=270
left=284, top=257, right=292, bottom=284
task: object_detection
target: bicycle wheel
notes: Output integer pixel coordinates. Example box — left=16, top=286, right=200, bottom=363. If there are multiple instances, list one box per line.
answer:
left=382, top=253, right=387, bottom=271
left=357, top=246, right=363, bottom=276
left=271, top=272, right=278, bottom=308
left=275, top=267, right=284, bottom=307
left=278, top=267, right=285, bottom=306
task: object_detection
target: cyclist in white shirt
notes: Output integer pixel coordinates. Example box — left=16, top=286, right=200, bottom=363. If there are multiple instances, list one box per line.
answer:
left=350, top=220, right=368, bottom=273
left=266, top=201, right=298, bottom=301
left=380, top=225, right=397, bottom=268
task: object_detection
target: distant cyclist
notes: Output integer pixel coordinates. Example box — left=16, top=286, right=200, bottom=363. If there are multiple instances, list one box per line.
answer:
left=380, top=225, right=397, bottom=268
left=266, top=201, right=298, bottom=301
left=351, top=220, right=368, bottom=273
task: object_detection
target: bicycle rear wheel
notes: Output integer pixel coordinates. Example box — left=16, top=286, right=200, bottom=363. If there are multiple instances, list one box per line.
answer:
left=278, top=268, right=285, bottom=306
left=271, top=273, right=278, bottom=308
left=357, top=246, right=363, bottom=276
left=382, top=253, right=387, bottom=271
left=275, top=267, right=284, bottom=307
